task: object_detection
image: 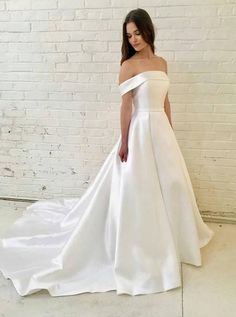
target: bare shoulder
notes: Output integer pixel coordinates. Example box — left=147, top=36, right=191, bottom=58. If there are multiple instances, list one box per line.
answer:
left=158, top=56, right=168, bottom=74
left=119, top=59, right=134, bottom=85
left=158, top=55, right=167, bottom=65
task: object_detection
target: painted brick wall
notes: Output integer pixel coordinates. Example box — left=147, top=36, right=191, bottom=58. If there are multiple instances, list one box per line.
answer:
left=0, top=0, right=235, bottom=221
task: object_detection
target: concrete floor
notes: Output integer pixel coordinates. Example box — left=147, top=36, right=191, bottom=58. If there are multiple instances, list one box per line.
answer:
left=0, top=200, right=235, bottom=317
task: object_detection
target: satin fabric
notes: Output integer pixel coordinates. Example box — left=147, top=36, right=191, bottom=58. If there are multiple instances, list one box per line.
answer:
left=0, top=71, right=214, bottom=297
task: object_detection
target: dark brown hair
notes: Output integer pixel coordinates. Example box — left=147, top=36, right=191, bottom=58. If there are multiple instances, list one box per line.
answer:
left=120, top=8, right=156, bottom=66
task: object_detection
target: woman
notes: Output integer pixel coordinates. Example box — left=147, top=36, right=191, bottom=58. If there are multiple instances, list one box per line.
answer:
left=119, top=9, right=172, bottom=162
left=0, top=8, right=214, bottom=297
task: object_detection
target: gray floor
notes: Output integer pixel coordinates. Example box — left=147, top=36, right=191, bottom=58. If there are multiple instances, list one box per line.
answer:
left=0, top=200, right=235, bottom=317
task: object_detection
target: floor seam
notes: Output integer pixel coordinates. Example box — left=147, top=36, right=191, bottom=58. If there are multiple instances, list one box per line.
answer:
left=181, top=262, right=184, bottom=317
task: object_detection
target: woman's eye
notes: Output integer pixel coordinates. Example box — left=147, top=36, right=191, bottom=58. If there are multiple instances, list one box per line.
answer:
left=127, top=33, right=140, bottom=38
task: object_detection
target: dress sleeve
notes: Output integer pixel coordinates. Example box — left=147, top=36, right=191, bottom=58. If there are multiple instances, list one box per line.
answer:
left=118, top=76, right=147, bottom=96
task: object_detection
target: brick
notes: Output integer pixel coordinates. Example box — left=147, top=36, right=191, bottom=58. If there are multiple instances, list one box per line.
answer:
left=0, top=1, right=234, bottom=222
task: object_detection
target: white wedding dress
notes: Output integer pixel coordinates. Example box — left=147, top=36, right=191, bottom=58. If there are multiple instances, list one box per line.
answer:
left=0, top=70, right=214, bottom=297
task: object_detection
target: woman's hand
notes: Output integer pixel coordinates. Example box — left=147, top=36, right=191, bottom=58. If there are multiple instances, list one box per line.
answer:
left=119, top=142, right=129, bottom=162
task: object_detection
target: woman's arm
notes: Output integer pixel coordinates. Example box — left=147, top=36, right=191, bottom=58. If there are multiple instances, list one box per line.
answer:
left=119, top=61, right=133, bottom=145
left=120, top=85, right=133, bottom=145
left=119, top=94, right=132, bottom=162
left=162, top=58, right=173, bottom=129
left=164, top=93, right=173, bottom=129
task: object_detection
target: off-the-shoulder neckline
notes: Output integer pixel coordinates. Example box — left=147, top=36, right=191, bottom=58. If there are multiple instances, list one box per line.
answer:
left=119, top=70, right=168, bottom=87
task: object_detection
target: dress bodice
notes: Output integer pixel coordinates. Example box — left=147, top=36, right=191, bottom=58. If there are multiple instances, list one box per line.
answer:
left=118, top=71, right=170, bottom=112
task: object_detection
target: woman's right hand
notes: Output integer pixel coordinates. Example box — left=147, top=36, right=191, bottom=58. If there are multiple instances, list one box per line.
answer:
left=119, top=143, right=129, bottom=162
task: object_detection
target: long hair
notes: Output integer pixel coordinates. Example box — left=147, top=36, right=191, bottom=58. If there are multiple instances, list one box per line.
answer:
left=120, top=8, right=156, bottom=66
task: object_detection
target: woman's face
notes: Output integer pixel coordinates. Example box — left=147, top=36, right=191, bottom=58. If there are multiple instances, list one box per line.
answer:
left=126, top=22, right=147, bottom=51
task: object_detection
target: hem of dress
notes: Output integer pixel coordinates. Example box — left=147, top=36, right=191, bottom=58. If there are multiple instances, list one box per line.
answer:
left=199, top=228, right=215, bottom=249
left=0, top=266, right=182, bottom=297
left=48, top=281, right=182, bottom=297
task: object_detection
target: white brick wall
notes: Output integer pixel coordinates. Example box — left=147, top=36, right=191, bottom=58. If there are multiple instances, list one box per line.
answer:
left=0, top=1, right=235, bottom=221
